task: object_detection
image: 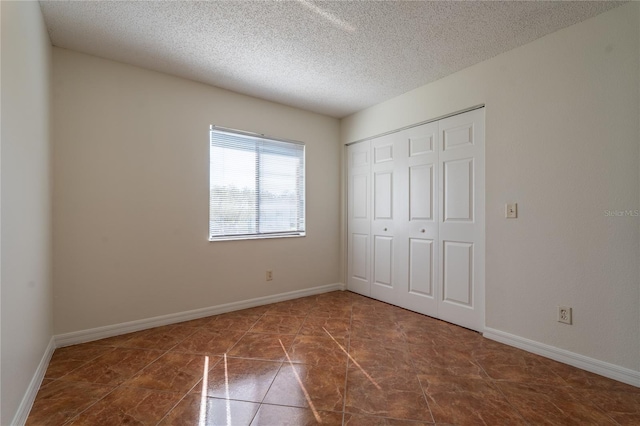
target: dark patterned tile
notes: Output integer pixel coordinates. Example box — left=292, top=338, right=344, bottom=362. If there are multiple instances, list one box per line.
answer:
left=124, top=352, right=214, bottom=393
left=400, top=320, right=458, bottom=348
left=408, top=344, right=486, bottom=378
left=27, top=291, right=639, bottom=426
left=44, top=344, right=113, bottom=379
left=192, top=357, right=281, bottom=403
left=117, top=325, right=197, bottom=351
left=249, top=314, right=305, bottom=334
left=204, top=312, right=262, bottom=332
left=263, top=362, right=347, bottom=412
left=288, top=335, right=348, bottom=366
left=496, top=381, right=618, bottom=425
left=67, top=386, right=181, bottom=425
left=315, top=291, right=353, bottom=304
left=344, top=413, right=434, bottom=425
left=227, top=333, right=295, bottom=361
left=541, top=358, right=640, bottom=393
left=25, top=381, right=114, bottom=426
left=419, top=375, right=525, bottom=425
left=345, top=366, right=432, bottom=422
left=307, top=303, right=351, bottom=318
left=572, top=387, right=640, bottom=425
left=265, top=299, right=317, bottom=317
left=299, top=316, right=351, bottom=339
left=60, top=347, right=163, bottom=385
left=251, top=404, right=343, bottom=425
left=171, top=329, right=245, bottom=355
left=159, top=394, right=259, bottom=426
left=472, top=343, right=567, bottom=386
left=352, top=303, right=398, bottom=323
left=350, top=319, right=406, bottom=343
left=349, top=338, right=413, bottom=373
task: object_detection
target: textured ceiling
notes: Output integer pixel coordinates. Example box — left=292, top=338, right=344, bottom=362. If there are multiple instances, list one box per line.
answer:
left=39, top=1, right=623, bottom=118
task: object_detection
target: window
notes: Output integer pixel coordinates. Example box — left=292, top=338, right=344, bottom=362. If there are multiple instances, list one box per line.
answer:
left=209, top=126, right=305, bottom=241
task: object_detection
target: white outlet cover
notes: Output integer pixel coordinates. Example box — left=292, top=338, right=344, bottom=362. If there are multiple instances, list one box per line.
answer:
left=558, top=306, right=572, bottom=324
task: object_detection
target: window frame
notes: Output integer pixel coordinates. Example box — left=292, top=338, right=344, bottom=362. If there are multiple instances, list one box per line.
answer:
left=209, top=125, right=306, bottom=242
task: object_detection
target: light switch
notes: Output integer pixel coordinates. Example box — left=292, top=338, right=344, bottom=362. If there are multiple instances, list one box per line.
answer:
left=506, top=203, right=517, bottom=218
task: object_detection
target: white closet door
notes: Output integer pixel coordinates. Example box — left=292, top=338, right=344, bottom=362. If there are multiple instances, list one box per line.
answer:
left=370, top=133, right=397, bottom=305
left=395, top=122, right=440, bottom=317
left=346, top=108, right=485, bottom=332
left=347, top=141, right=371, bottom=296
left=438, top=108, right=485, bottom=331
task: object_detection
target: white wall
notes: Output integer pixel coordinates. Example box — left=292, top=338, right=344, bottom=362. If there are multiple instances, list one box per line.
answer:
left=1, top=1, right=53, bottom=424
left=342, top=3, right=640, bottom=372
left=52, top=49, right=341, bottom=334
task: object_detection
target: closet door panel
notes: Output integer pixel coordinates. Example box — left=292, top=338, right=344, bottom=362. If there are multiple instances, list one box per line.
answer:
left=350, top=233, right=369, bottom=281
left=371, top=134, right=396, bottom=304
left=347, top=141, right=372, bottom=296
left=374, top=236, right=393, bottom=287
left=442, top=241, right=473, bottom=306
left=408, top=238, right=434, bottom=297
left=396, top=122, right=439, bottom=317
left=409, top=164, right=433, bottom=221
left=374, top=171, right=393, bottom=220
left=443, top=158, right=473, bottom=222
left=438, top=108, right=485, bottom=332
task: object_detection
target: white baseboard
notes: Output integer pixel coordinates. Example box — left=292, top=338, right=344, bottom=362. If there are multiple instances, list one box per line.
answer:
left=55, top=283, right=346, bottom=347
left=483, top=327, right=640, bottom=388
left=11, top=336, right=56, bottom=426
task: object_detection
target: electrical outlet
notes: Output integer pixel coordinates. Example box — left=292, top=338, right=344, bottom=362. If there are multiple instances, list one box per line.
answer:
left=558, top=306, right=572, bottom=324
left=266, top=270, right=273, bottom=281
left=506, top=203, right=518, bottom=218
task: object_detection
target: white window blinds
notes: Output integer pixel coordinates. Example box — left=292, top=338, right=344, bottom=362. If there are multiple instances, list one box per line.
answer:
left=209, top=126, right=305, bottom=240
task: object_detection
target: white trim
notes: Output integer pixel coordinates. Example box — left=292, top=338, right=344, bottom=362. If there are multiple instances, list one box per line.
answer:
left=484, top=327, right=640, bottom=388
left=55, top=283, right=345, bottom=347
left=11, top=337, right=56, bottom=426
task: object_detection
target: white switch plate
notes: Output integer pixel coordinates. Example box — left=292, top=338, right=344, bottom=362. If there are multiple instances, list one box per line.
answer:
left=506, top=203, right=517, bottom=218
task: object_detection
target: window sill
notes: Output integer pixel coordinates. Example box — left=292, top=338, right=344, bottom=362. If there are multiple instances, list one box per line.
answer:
left=209, top=232, right=306, bottom=242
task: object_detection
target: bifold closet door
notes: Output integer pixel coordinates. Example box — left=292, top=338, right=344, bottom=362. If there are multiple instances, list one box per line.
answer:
left=346, top=108, right=485, bottom=332
left=370, top=133, right=397, bottom=305
left=395, top=122, right=440, bottom=317
left=347, top=140, right=371, bottom=296
left=351, top=122, right=441, bottom=317
left=437, top=109, right=485, bottom=331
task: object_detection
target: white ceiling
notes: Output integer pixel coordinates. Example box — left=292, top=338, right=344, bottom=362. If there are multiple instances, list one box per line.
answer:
left=39, top=1, right=623, bottom=118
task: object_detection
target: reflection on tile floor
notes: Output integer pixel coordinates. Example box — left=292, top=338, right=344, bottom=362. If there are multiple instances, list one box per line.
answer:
left=27, top=291, right=640, bottom=425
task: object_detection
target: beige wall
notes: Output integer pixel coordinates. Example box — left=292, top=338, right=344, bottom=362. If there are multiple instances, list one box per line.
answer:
left=1, top=1, right=53, bottom=424
left=52, top=49, right=341, bottom=334
left=342, top=3, right=640, bottom=371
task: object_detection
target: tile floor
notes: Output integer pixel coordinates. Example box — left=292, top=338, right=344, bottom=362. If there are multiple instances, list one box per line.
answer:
left=27, top=291, right=640, bottom=425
